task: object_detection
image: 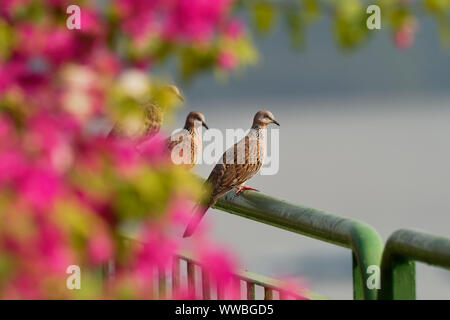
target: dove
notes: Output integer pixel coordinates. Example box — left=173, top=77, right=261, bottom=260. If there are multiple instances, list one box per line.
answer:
left=183, top=110, right=279, bottom=238
left=108, top=85, right=184, bottom=141
left=167, top=112, right=208, bottom=169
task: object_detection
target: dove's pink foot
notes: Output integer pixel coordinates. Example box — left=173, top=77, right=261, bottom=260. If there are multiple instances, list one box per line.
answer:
left=235, top=185, right=259, bottom=195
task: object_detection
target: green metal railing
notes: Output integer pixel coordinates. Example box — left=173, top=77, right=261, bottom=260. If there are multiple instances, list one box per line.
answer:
left=173, top=252, right=324, bottom=300
left=213, top=189, right=384, bottom=300
left=379, top=229, right=450, bottom=300
left=110, top=237, right=314, bottom=300
left=116, top=189, right=450, bottom=300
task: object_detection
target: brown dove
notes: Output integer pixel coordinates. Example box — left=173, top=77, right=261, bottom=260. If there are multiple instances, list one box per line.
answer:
left=167, top=112, right=208, bottom=169
left=183, top=110, right=279, bottom=238
left=108, top=85, right=184, bottom=141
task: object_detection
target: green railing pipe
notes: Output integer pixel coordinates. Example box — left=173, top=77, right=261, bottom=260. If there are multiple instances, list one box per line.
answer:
left=379, top=229, right=450, bottom=300
left=213, top=190, right=384, bottom=300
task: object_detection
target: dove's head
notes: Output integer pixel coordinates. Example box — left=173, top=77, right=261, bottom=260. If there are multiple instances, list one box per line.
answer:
left=184, top=111, right=209, bottom=130
left=252, top=110, right=280, bottom=129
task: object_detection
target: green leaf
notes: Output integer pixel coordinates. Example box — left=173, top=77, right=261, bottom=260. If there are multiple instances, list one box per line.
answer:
left=303, top=0, right=320, bottom=22
left=0, top=19, right=14, bottom=61
left=285, top=9, right=305, bottom=49
left=424, top=0, right=450, bottom=15
left=251, top=1, right=277, bottom=34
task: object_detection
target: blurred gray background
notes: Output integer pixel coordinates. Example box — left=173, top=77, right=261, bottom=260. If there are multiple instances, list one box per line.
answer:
left=165, top=15, right=450, bottom=299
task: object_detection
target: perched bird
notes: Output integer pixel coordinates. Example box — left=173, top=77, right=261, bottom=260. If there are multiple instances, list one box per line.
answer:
left=167, top=112, right=209, bottom=169
left=108, top=85, right=184, bottom=141
left=183, top=110, right=280, bottom=238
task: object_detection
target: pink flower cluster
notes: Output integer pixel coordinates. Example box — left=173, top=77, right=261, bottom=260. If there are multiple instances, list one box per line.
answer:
left=116, top=0, right=239, bottom=42
left=394, top=17, right=418, bottom=50
left=0, top=0, right=247, bottom=299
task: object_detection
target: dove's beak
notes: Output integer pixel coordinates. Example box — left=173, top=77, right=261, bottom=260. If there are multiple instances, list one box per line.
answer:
left=202, top=121, right=209, bottom=130
left=272, top=120, right=280, bottom=126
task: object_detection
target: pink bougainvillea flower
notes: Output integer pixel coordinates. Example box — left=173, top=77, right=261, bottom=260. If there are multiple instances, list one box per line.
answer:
left=74, top=188, right=115, bottom=226
left=167, top=197, right=194, bottom=227
left=18, top=23, right=47, bottom=56
left=138, top=134, right=168, bottom=164
left=43, top=28, right=75, bottom=66
left=109, top=138, right=140, bottom=173
left=27, top=112, right=79, bottom=159
left=196, top=245, right=240, bottom=299
left=0, top=0, right=30, bottom=18
left=19, top=166, right=62, bottom=211
left=0, top=0, right=246, bottom=300
left=277, top=276, right=308, bottom=300
left=394, top=18, right=418, bottom=50
left=133, top=226, right=180, bottom=278
left=37, top=221, right=73, bottom=273
left=4, top=274, right=41, bottom=300
left=79, top=8, right=105, bottom=36
left=163, top=0, right=234, bottom=42
left=0, top=149, right=26, bottom=185
left=197, top=244, right=238, bottom=289
left=2, top=54, right=50, bottom=94
left=117, top=0, right=156, bottom=40
left=88, top=231, right=113, bottom=265
left=90, top=47, right=121, bottom=76
left=225, top=19, right=244, bottom=39
left=217, top=50, right=237, bottom=70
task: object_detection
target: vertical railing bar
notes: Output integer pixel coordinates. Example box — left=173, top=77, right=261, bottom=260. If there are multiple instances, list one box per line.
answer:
left=101, top=259, right=115, bottom=281
left=172, top=257, right=180, bottom=298
left=246, top=281, right=255, bottom=300
left=264, top=287, right=273, bottom=300
left=187, top=261, right=196, bottom=297
left=201, top=268, right=211, bottom=300
left=158, top=266, right=166, bottom=299
left=274, top=290, right=280, bottom=300
left=235, top=277, right=242, bottom=300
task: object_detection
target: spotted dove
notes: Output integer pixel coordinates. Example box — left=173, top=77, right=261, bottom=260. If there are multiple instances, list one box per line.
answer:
left=108, top=85, right=184, bottom=141
left=167, top=112, right=208, bottom=169
left=183, top=110, right=279, bottom=238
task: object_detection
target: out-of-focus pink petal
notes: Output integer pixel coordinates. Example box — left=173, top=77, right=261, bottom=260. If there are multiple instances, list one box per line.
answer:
left=88, top=231, right=113, bottom=265
left=133, top=227, right=180, bottom=279
left=394, top=19, right=418, bottom=50
left=225, top=19, right=243, bottom=39
left=217, top=50, right=237, bottom=70
left=19, top=167, right=62, bottom=211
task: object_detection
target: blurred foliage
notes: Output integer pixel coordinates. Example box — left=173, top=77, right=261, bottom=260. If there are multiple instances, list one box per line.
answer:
left=240, top=0, right=450, bottom=50
left=0, top=0, right=245, bottom=299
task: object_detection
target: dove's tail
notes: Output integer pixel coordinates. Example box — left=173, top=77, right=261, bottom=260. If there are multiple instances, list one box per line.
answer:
left=182, top=198, right=216, bottom=238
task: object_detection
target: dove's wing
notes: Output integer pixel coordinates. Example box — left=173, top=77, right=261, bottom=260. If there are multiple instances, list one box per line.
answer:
left=166, top=133, right=183, bottom=151
left=166, top=129, right=200, bottom=169
left=183, top=129, right=264, bottom=238
left=108, top=102, right=163, bottom=140
left=142, top=102, right=163, bottom=138
left=207, top=131, right=264, bottom=198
